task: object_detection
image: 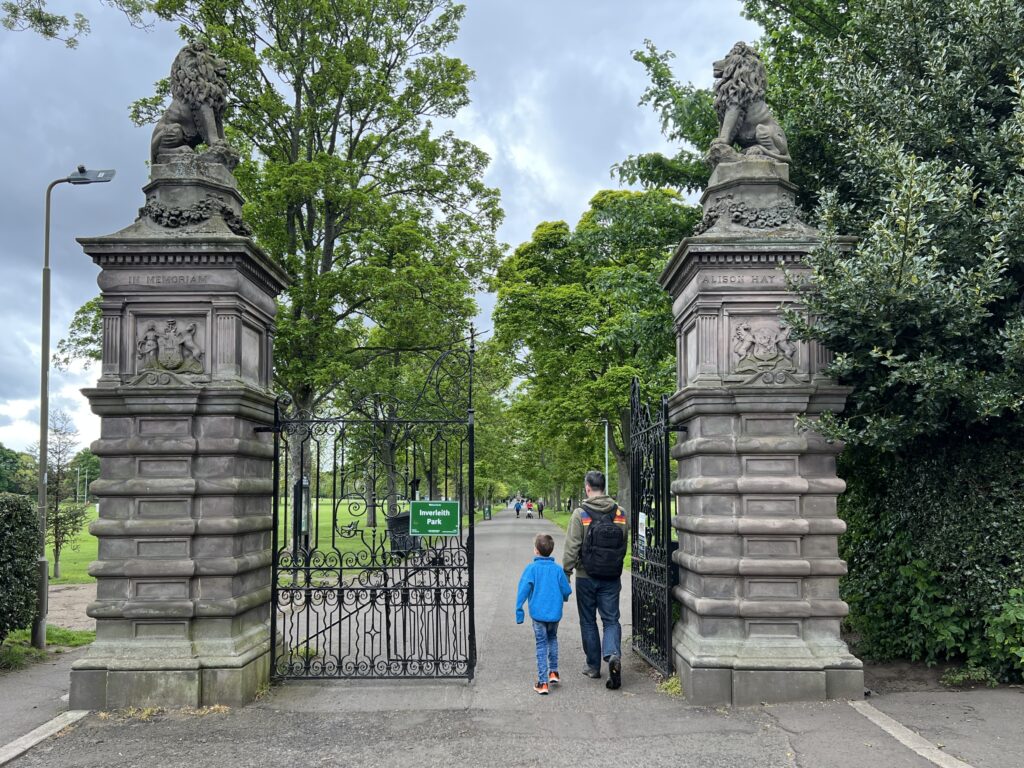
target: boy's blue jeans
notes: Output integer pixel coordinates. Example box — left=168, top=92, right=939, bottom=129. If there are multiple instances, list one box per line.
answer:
left=575, top=576, right=622, bottom=671
left=531, top=620, right=559, bottom=683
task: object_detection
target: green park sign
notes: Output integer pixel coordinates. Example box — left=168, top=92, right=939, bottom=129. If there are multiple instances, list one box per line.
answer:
left=409, top=500, right=460, bottom=536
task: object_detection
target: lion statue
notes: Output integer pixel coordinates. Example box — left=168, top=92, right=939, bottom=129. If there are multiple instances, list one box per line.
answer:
left=706, top=42, right=791, bottom=168
left=150, top=41, right=238, bottom=168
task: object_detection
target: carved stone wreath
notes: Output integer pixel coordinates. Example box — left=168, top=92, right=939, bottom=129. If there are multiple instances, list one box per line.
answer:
left=139, top=195, right=253, bottom=237
left=694, top=194, right=804, bottom=235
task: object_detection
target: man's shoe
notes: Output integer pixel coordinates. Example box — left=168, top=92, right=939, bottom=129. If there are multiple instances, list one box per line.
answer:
left=606, top=656, right=622, bottom=690
left=581, top=667, right=601, bottom=679
left=548, top=671, right=560, bottom=685
left=533, top=682, right=549, bottom=695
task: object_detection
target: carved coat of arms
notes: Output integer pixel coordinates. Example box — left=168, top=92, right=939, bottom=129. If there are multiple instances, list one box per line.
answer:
left=138, top=320, right=204, bottom=374
left=732, top=321, right=797, bottom=375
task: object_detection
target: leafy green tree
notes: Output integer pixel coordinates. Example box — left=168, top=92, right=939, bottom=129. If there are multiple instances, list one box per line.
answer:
left=68, top=448, right=100, bottom=503
left=54, top=297, right=101, bottom=371
left=0, top=446, right=37, bottom=497
left=498, top=392, right=600, bottom=513
left=774, top=0, right=1024, bottom=448
left=1, top=0, right=153, bottom=48
left=0, top=444, right=22, bottom=494
left=469, top=340, right=515, bottom=509
left=494, top=189, right=698, bottom=507
left=38, top=412, right=89, bottom=579
left=12, top=453, right=37, bottom=497
left=613, top=41, right=717, bottom=196
left=0, top=493, right=38, bottom=645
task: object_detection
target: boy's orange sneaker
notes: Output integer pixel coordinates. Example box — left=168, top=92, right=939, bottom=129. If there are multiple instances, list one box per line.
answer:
left=533, top=682, right=549, bottom=695
left=548, top=671, right=560, bottom=685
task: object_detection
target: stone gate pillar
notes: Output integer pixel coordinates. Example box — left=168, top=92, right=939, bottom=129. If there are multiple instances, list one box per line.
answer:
left=68, top=45, right=287, bottom=706
left=659, top=155, right=863, bottom=706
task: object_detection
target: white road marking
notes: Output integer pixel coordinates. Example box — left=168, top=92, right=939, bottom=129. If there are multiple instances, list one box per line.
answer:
left=0, top=710, right=89, bottom=766
left=849, top=700, right=976, bottom=768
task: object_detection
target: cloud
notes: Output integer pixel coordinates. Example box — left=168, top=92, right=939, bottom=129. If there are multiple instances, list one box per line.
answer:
left=0, top=398, right=38, bottom=449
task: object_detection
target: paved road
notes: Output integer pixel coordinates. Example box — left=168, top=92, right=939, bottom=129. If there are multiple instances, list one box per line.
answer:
left=7, top=508, right=1024, bottom=767
left=0, top=647, right=84, bottom=748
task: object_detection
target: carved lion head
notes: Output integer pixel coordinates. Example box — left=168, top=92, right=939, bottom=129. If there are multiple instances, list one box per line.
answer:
left=169, top=40, right=230, bottom=112
left=712, top=42, right=767, bottom=119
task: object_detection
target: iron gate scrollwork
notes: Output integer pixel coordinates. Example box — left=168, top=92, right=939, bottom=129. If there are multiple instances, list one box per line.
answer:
left=629, top=377, right=678, bottom=676
left=268, top=344, right=476, bottom=680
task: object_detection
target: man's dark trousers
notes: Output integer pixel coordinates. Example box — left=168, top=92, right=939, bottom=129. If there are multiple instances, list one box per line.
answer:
left=575, top=576, right=622, bottom=671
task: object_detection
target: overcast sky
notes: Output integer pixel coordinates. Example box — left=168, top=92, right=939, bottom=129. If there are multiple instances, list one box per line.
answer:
left=0, top=0, right=758, bottom=452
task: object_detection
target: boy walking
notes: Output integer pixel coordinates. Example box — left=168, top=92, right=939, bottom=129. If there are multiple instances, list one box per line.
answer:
left=516, top=533, right=573, bottom=694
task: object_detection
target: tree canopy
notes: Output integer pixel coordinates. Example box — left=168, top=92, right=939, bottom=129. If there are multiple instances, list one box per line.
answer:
left=493, top=188, right=699, bottom=504
left=1, top=0, right=153, bottom=47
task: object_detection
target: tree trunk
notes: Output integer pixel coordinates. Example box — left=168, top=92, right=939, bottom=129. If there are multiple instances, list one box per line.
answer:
left=287, top=387, right=316, bottom=547
left=382, top=417, right=399, bottom=520
left=366, top=465, right=378, bottom=528
left=53, top=551, right=61, bottom=580
left=611, top=406, right=631, bottom=513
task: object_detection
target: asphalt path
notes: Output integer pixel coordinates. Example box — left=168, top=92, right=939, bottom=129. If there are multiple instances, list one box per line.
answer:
left=8, top=507, right=1023, bottom=768
left=0, top=647, right=83, bottom=748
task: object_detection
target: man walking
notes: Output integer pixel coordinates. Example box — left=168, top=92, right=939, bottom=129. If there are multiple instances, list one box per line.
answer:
left=562, top=470, right=629, bottom=690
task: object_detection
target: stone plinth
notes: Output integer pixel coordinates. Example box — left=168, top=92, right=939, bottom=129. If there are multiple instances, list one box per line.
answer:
left=69, top=162, right=288, bottom=710
left=658, top=158, right=862, bottom=706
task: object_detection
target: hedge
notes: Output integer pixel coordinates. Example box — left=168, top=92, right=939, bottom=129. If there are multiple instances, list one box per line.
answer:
left=0, top=493, right=39, bottom=644
left=840, top=435, right=1024, bottom=681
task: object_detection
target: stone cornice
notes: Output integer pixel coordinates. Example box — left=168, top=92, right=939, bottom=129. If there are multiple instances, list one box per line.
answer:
left=661, top=240, right=813, bottom=297
left=660, top=234, right=858, bottom=297
left=78, top=241, right=289, bottom=298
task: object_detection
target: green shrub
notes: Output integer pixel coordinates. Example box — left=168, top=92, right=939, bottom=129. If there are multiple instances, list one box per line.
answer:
left=840, top=436, right=1024, bottom=681
left=0, top=493, right=39, bottom=644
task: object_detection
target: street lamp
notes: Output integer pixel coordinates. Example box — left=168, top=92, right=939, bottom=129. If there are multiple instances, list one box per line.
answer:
left=33, top=165, right=115, bottom=650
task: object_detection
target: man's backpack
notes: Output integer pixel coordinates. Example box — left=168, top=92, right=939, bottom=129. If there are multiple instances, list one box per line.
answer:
left=580, top=503, right=627, bottom=579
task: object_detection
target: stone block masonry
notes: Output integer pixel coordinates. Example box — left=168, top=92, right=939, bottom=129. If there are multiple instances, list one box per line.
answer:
left=69, top=156, right=288, bottom=710
left=658, top=157, right=863, bottom=706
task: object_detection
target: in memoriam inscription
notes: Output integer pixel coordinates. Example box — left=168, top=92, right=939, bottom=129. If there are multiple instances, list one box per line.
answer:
left=126, top=273, right=211, bottom=286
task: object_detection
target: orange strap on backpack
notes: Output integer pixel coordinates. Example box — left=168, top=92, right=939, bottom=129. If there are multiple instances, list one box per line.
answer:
left=580, top=505, right=626, bottom=525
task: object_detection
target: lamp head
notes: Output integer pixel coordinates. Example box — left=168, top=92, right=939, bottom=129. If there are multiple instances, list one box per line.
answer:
left=67, top=166, right=116, bottom=185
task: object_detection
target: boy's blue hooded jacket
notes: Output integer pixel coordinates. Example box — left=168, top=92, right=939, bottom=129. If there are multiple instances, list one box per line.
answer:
left=516, top=555, right=572, bottom=623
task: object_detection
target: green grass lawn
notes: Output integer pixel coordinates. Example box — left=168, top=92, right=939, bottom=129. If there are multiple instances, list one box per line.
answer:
left=48, top=497, right=493, bottom=586
left=0, top=626, right=96, bottom=671
left=48, top=504, right=99, bottom=584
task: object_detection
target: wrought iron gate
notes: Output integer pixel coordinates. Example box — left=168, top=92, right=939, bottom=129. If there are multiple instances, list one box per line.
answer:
left=267, top=346, right=475, bottom=680
left=629, top=378, right=678, bottom=676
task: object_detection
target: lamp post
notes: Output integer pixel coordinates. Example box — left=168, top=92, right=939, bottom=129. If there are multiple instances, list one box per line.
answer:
left=33, top=165, right=115, bottom=650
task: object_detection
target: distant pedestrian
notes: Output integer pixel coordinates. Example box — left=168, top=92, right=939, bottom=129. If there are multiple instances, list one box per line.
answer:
left=562, top=470, right=629, bottom=690
left=516, top=533, right=572, bottom=695
left=514, top=499, right=522, bottom=518
left=537, top=499, right=545, bottom=519
left=526, top=499, right=534, bottom=518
